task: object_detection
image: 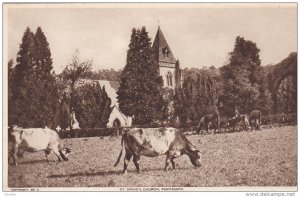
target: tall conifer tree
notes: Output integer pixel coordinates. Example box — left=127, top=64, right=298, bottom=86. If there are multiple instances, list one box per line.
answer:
left=117, top=27, right=164, bottom=125
left=12, top=27, right=36, bottom=127
left=10, top=27, right=58, bottom=128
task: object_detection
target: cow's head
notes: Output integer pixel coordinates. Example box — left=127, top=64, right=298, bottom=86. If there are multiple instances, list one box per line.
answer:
left=189, top=150, right=202, bottom=167
left=62, top=148, right=72, bottom=156
left=8, top=125, right=21, bottom=142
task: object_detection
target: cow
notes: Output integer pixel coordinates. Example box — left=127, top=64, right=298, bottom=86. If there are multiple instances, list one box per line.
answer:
left=197, top=113, right=220, bottom=134
left=228, top=114, right=250, bottom=132
left=218, top=117, right=230, bottom=133
left=8, top=126, right=71, bottom=165
left=248, top=110, right=261, bottom=131
left=114, top=127, right=202, bottom=173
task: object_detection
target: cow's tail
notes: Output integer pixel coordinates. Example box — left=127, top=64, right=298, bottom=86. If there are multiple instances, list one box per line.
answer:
left=114, top=134, right=124, bottom=167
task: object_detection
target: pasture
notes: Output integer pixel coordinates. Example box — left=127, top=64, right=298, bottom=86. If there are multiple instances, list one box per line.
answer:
left=7, top=126, right=297, bottom=188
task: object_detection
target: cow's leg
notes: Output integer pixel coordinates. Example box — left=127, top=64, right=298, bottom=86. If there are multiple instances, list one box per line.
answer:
left=170, top=159, right=176, bottom=169
left=16, top=148, right=25, bottom=159
left=164, top=153, right=174, bottom=171
left=123, top=152, right=132, bottom=174
left=44, top=149, right=51, bottom=162
left=10, top=144, right=19, bottom=165
left=51, top=148, right=62, bottom=162
left=256, top=119, right=260, bottom=130
left=196, top=124, right=201, bottom=134
left=133, top=156, right=141, bottom=173
left=206, top=124, right=209, bottom=134
left=164, top=157, right=170, bottom=171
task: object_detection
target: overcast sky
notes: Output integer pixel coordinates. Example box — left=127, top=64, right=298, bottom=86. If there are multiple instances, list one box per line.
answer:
left=5, top=3, right=297, bottom=74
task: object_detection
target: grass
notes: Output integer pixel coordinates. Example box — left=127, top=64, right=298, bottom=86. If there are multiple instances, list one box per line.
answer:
left=6, top=126, right=297, bottom=188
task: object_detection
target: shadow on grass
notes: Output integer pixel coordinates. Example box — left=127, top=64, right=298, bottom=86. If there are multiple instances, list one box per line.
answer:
left=9, top=159, right=52, bottom=165
left=47, top=166, right=198, bottom=179
left=47, top=170, right=123, bottom=178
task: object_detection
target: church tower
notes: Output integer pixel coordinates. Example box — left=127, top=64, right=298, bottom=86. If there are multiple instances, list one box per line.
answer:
left=152, top=26, right=183, bottom=89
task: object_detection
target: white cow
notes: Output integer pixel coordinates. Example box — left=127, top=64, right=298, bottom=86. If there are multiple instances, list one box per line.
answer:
left=8, top=126, right=71, bottom=165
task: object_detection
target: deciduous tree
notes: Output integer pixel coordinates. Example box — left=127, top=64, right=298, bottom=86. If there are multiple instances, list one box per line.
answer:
left=61, top=50, right=92, bottom=129
left=220, top=36, right=272, bottom=116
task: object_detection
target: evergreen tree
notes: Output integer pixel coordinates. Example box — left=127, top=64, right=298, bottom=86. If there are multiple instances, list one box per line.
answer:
left=73, top=82, right=111, bottom=128
left=8, top=59, right=15, bottom=126
left=173, top=87, right=188, bottom=126
left=12, top=27, right=36, bottom=127
left=10, top=27, right=59, bottom=128
left=117, top=27, right=164, bottom=125
left=175, top=72, right=219, bottom=125
left=34, top=27, right=53, bottom=78
left=33, top=27, right=59, bottom=128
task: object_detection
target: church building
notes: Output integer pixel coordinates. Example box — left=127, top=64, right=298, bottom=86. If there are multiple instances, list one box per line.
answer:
left=152, top=26, right=183, bottom=89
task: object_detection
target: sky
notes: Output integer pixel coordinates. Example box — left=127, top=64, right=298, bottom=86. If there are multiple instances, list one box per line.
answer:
left=5, top=3, right=297, bottom=74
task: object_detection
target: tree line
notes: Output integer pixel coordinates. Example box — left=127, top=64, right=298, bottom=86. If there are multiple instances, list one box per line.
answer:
left=8, top=26, right=296, bottom=129
left=8, top=27, right=112, bottom=129
left=117, top=30, right=277, bottom=126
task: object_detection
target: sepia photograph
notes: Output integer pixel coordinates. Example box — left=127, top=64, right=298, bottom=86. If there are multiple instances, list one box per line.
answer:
left=3, top=3, right=297, bottom=192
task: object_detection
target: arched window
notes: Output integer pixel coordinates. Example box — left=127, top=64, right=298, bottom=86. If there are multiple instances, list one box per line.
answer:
left=166, top=72, right=173, bottom=87
left=163, top=47, right=169, bottom=57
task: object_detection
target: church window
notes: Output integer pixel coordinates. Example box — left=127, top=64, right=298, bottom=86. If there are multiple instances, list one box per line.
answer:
left=167, top=72, right=173, bottom=86
left=163, top=47, right=169, bottom=57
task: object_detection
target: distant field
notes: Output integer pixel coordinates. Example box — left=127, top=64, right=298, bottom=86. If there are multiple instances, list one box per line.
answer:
left=6, top=126, right=297, bottom=188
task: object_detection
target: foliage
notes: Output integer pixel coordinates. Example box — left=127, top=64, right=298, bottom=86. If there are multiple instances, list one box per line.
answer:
left=174, top=68, right=220, bottom=126
left=85, top=69, right=122, bottom=81
left=265, top=52, right=297, bottom=114
left=8, top=59, right=15, bottom=126
left=117, top=27, right=165, bottom=125
left=161, top=88, right=176, bottom=124
left=73, top=82, right=111, bottom=128
left=61, top=50, right=92, bottom=129
left=9, top=27, right=59, bottom=128
left=276, top=76, right=296, bottom=114
left=219, top=36, right=272, bottom=116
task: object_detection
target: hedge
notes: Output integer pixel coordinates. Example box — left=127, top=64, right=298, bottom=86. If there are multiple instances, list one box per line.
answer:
left=58, top=113, right=296, bottom=139
left=58, top=127, right=123, bottom=139
left=261, top=113, right=297, bottom=126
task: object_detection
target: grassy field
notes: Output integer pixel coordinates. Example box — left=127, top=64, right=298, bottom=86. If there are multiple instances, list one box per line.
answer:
left=7, top=126, right=297, bottom=188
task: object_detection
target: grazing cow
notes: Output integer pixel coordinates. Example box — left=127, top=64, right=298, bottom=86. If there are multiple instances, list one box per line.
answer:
left=8, top=126, right=71, bottom=165
left=197, top=113, right=220, bottom=134
left=219, top=117, right=230, bottom=132
left=114, top=127, right=202, bottom=173
left=248, top=110, right=261, bottom=131
left=228, top=115, right=250, bottom=132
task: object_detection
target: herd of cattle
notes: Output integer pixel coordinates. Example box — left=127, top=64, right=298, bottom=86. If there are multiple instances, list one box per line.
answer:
left=7, top=109, right=261, bottom=173
left=197, top=109, right=262, bottom=134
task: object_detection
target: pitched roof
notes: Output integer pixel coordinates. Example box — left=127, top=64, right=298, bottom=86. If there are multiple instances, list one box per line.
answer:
left=152, top=26, right=177, bottom=64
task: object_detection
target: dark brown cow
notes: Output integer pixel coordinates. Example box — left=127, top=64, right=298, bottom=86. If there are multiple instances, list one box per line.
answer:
left=197, top=113, right=220, bottom=134
left=114, top=127, right=202, bottom=173
left=248, top=110, right=261, bottom=131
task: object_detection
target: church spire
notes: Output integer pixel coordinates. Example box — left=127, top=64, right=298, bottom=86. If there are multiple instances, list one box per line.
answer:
left=152, top=26, right=176, bottom=64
